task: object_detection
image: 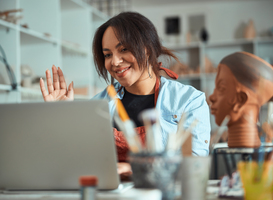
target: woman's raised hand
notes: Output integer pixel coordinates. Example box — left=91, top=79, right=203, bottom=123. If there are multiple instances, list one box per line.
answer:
left=40, top=65, right=74, bottom=102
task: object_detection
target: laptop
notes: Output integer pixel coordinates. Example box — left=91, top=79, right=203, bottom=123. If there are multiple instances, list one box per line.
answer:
left=0, top=100, right=133, bottom=192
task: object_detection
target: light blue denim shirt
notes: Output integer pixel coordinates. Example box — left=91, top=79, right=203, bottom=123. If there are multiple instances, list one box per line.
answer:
left=93, top=76, right=211, bottom=156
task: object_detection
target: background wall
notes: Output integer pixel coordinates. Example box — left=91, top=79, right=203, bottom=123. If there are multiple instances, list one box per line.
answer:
left=131, top=0, right=273, bottom=44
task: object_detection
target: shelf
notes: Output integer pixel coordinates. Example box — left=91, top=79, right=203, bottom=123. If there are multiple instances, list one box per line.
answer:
left=203, top=73, right=217, bottom=79
left=177, top=73, right=201, bottom=80
left=0, top=84, right=12, bottom=91
left=167, top=38, right=273, bottom=51
left=61, top=0, right=87, bottom=10
left=20, top=87, right=42, bottom=95
left=177, top=72, right=217, bottom=81
left=61, top=40, right=90, bottom=56
left=0, top=0, right=108, bottom=103
left=74, top=94, right=91, bottom=100
left=20, top=88, right=91, bottom=99
left=204, top=38, right=254, bottom=48
left=165, top=42, right=200, bottom=50
left=20, top=26, right=58, bottom=44
left=0, top=19, right=19, bottom=31
left=255, top=37, right=273, bottom=44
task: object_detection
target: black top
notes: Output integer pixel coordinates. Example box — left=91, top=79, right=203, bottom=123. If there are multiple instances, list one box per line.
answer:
left=113, top=89, right=155, bottom=130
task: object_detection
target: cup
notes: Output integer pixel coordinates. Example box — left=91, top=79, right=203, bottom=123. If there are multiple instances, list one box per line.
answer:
left=180, top=156, right=211, bottom=200
left=237, top=161, right=273, bottom=200
left=129, top=151, right=182, bottom=200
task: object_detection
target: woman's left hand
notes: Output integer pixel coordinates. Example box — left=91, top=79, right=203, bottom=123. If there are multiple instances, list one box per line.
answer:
left=117, top=162, right=132, bottom=180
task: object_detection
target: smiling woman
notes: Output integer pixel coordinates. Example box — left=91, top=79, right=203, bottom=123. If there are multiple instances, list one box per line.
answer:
left=40, top=12, right=211, bottom=179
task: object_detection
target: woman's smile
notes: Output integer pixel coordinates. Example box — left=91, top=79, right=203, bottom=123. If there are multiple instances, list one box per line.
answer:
left=115, top=66, right=131, bottom=77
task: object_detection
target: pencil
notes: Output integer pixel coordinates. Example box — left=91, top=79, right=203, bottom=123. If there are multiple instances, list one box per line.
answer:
left=107, top=85, right=130, bottom=122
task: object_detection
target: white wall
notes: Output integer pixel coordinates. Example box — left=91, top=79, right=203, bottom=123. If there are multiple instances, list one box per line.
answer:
left=131, top=0, right=273, bottom=44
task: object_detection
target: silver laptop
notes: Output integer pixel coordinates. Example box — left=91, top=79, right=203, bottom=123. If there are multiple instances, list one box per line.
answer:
left=0, top=100, right=132, bottom=191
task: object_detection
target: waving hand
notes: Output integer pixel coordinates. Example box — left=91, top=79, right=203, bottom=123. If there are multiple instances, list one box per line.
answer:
left=40, top=65, right=74, bottom=102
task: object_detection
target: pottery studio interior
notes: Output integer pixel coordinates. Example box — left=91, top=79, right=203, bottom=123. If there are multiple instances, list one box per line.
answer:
left=0, top=0, right=273, bottom=199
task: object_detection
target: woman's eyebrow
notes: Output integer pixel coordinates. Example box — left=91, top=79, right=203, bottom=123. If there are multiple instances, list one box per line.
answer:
left=115, top=42, right=122, bottom=48
left=102, top=43, right=122, bottom=52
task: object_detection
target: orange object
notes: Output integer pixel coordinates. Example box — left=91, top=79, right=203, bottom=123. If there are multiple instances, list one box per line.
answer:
left=79, top=176, right=98, bottom=186
left=107, top=85, right=130, bottom=121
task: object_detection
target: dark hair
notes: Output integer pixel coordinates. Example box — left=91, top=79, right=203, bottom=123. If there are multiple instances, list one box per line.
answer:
left=92, top=11, right=178, bottom=83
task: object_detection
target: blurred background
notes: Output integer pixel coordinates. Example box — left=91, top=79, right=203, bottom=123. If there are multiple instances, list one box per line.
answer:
left=0, top=0, right=273, bottom=178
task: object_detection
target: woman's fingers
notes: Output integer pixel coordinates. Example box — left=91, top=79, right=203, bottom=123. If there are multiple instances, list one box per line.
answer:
left=52, top=65, right=60, bottom=90
left=46, top=69, right=54, bottom=94
left=40, top=78, right=49, bottom=100
left=67, top=81, right=74, bottom=100
left=117, top=162, right=132, bottom=175
left=57, top=67, right=67, bottom=90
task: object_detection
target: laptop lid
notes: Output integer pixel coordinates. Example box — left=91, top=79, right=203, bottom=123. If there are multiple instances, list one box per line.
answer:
left=0, top=100, right=120, bottom=190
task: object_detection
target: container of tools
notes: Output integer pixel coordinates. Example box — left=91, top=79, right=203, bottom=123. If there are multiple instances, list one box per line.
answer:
left=129, top=151, right=182, bottom=200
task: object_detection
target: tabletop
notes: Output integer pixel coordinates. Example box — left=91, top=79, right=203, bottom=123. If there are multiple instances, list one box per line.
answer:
left=0, top=180, right=244, bottom=200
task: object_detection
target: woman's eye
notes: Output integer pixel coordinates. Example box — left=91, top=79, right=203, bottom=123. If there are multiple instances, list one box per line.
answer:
left=121, top=48, right=127, bottom=52
left=104, top=54, right=111, bottom=58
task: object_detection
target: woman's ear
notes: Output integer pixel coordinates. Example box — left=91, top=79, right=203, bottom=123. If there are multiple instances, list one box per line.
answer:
left=233, top=91, right=248, bottom=112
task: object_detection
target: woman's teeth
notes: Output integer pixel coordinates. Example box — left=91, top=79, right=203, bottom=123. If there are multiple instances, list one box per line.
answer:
left=117, top=67, right=129, bottom=74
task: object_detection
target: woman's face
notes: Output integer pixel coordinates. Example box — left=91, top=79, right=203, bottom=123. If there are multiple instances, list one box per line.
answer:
left=102, top=26, right=148, bottom=88
left=209, top=64, right=238, bottom=126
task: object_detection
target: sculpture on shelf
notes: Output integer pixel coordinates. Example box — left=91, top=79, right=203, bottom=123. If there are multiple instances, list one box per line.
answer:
left=200, top=27, right=209, bottom=43
left=244, top=19, right=256, bottom=39
left=169, top=61, right=189, bottom=76
left=196, top=56, right=217, bottom=74
left=209, top=52, right=273, bottom=148
left=0, top=9, right=23, bottom=24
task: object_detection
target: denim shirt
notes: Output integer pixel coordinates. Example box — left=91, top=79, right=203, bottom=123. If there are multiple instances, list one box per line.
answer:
left=93, top=76, right=211, bottom=156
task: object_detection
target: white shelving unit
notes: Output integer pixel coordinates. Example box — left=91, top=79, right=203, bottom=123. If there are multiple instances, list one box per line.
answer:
left=166, top=37, right=273, bottom=130
left=0, top=0, right=109, bottom=103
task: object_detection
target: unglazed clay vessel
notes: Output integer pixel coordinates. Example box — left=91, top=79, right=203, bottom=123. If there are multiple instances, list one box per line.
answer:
left=244, top=19, right=256, bottom=39
left=209, top=52, right=273, bottom=148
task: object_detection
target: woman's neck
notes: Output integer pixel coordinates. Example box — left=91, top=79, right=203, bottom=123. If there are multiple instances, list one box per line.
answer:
left=227, top=105, right=261, bottom=148
left=124, top=70, right=157, bottom=95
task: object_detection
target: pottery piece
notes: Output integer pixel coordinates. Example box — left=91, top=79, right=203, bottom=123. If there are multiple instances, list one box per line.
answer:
left=244, top=19, right=256, bottom=39
left=186, top=31, right=191, bottom=44
left=169, top=62, right=189, bottom=76
left=209, top=52, right=273, bottom=148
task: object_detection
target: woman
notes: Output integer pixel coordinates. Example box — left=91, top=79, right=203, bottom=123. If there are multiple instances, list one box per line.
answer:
left=40, top=12, right=211, bottom=177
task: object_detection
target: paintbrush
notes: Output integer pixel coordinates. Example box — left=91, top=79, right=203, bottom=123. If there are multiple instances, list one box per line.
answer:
left=140, top=109, right=164, bottom=153
left=107, top=85, right=142, bottom=153
left=177, top=119, right=198, bottom=150
left=176, top=112, right=187, bottom=136
left=166, top=113, right=186, bottom=151
left=254, top=136, right=265, bottom=182
left=209, top=115, right=230, bottom=154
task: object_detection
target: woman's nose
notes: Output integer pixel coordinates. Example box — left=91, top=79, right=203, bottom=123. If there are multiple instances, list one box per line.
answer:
left=111, top=54, right=123, bottom=66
